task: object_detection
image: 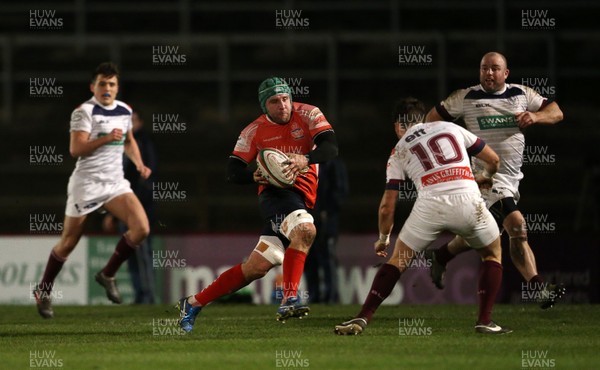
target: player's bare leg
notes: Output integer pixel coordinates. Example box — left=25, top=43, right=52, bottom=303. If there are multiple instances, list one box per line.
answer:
left=53, top=215, right=87, bottom=259
left=504, top=210, right=565, bottom=308
left=335, top=239, right=411, bottom=335
left=474, top=237, right=511, bottom=334
left=277, top=221, right=316, bottom=322
left=504, top=211, right=537, bottom=280
left=34, top=215, right=87, bottom=318
left=104, top=193, right=150, bottom=246
left=177, top=248, right=275, bottom=332
left=96, top=193, right=150, bottom=303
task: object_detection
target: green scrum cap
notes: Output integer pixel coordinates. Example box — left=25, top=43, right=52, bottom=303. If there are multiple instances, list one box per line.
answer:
left=258, top=77, right=292, bottom=113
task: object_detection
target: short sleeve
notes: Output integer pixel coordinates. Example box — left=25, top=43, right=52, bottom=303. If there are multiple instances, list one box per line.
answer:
left=385, top=145, right=407, bottom=190
left=454, top=125, right=485, bottom=156
left=231, top=122, right=259, bottom=163
left=521, top=84, right=547, bottom=113
left=70, top=107, right=92, bottom=133
left=437, top=89, right=468, bottom=121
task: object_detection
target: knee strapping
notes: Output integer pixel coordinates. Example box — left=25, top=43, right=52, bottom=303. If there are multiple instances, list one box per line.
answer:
left=254, top=236, right=285, bottom=266
left=279, top=209, right=314, bottom=239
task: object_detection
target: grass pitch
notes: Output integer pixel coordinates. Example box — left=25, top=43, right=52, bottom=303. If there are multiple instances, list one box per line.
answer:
left=1, top=303, right=598, bottom=369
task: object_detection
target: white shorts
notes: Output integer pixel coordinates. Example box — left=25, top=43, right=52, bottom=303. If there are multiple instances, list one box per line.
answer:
left=398, top=192, right=499, bottom=252
left=480, top=186, right=520, bottom=209
left=65, top=175, right=132, bottom=217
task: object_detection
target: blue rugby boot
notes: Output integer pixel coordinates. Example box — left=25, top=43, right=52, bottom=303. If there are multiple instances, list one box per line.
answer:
left=276, top=297, right=310, bottom=322
left=176, top=296, right=202, bottom=333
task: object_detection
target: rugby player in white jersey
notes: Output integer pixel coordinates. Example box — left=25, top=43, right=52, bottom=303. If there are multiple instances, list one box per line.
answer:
left=424, top=52, right=565, bottom=309
left=33, top=62, right=151, bottom=318
left=335, top=98, right=511, bottom=335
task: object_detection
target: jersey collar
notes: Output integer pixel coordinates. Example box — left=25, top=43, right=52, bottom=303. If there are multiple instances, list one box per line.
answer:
left=479, top=83, right=508, bottom=95
left=265, top=112, right=293, bottom=125
left=91, top=96, right=118, bottom=110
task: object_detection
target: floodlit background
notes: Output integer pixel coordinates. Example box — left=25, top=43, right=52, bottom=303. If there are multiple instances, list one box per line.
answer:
left=0, top=1, right=598, bottom=304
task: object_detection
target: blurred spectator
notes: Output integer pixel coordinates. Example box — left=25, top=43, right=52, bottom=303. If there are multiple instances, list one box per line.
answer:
left=104, top=111, right=157, bottom=304
left=304, top=157, right=349, bottom=303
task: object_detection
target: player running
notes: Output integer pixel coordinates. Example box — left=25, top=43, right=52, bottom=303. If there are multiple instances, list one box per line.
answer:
left=176, top=77, right=338, bottom=332
left=33, top=62, right=151, bottom=318
left=424, top=52, right=565, bottom=309
left=334, top=98, right=511, bottom=335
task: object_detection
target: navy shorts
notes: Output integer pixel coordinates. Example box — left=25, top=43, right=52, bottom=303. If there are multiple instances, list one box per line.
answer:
left=489, top=196, right=519, bottom=229
left=258, top=187, right=308, bottom=246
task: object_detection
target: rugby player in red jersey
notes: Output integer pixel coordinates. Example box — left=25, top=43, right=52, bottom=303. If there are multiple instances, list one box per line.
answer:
left=176, top=77, right=338, bottom=332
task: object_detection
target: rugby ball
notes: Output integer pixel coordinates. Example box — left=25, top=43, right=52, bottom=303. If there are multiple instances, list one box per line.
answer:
left=256, top=148, right=295, bottom=188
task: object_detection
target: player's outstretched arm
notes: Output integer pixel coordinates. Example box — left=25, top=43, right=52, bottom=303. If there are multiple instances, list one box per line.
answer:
left=516, top=101, right=564, bottom=128
left=374, top=189, right=398, bottom=257
left=69, top=129, right=121, bottom=158
left=124, top=129, right=151, bottom=179
left=535, top=101, right=564, bottom=124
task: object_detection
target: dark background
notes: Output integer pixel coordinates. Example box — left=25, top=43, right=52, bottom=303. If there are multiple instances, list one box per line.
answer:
left=1, top=1, right=598, bottom=250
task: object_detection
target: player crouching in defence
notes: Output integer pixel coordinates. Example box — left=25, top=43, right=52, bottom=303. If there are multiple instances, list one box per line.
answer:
left=176, top=77, right=338, bottom=332
left=334, top=98, right=511, bottom=335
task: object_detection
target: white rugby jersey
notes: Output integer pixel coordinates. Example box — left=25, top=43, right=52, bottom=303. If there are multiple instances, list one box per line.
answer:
left=386, top=121, right=485, bottom=196
left=69, top=96, right=132, bottom=182
left=435, top=83, right=547, bottom=194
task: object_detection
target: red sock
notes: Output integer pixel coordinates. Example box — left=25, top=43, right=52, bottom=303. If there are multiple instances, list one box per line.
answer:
left=102, top=235, right=136, bottom=277
left=282, top=248, right=307, bottom=301
left=477, top=260, right=503, bottom=324
left=39, top=250, right=66, bottom=293
left=357, top=264, right=401, bottom=322
left=194, top=263, right=247, bottom=306
left=434, top=243, right=455, bottom=266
